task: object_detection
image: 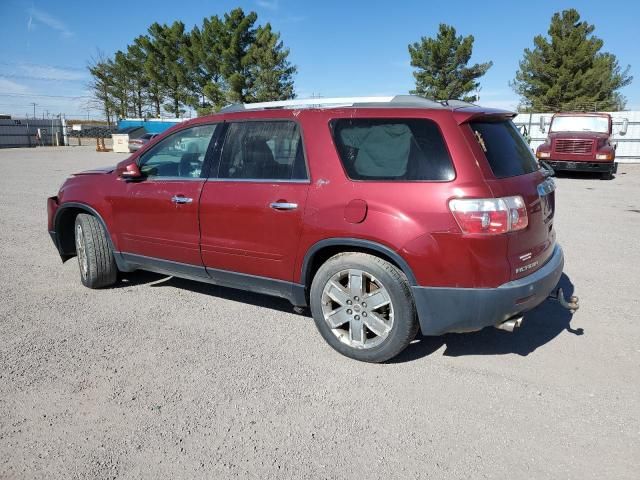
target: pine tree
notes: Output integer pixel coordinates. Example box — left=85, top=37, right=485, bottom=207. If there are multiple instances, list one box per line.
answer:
left=145, top=21, right=192, bottom=117
left=246, top=23, right=296, bottom=102
left=87, top=8, right=297, bottom=119
left=409, top=24, right=492, bottom=102
left=220, top=8, right=259, bottom=104
left=188, top=16, right=227, bottom=114
left=126, top=41, right=149, bottom=118
left=512, top=9, right=632, bottom=112
left=110, top=52, right=130, bottom=118
left=138, top=33, right=166, bottom=117
left=87, top=53, right=116, bottom=125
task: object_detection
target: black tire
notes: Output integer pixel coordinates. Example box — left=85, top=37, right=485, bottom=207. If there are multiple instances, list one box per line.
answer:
left=74, top=213, right=117, bottom=289
left=309, top=252, right=419, bottom=363
left=601, top=170, right=614, bottom=180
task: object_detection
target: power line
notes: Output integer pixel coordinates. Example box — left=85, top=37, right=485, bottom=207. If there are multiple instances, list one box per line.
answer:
left=0, top=93, right=91, bottom=99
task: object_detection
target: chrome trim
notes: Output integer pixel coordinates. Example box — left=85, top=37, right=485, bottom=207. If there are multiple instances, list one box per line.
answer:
left=206, top=178, right=310, bottom=184
left=142, top=176, right=205, bottom=182
left=171, top=196, right=193, bottom=204
left=270, top=201, right=298, bottom=210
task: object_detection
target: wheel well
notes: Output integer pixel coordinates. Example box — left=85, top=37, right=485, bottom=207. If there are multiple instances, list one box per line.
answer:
left=55, top=207, right=87, bottom=259
left=304, top=245, right=411, bottom=289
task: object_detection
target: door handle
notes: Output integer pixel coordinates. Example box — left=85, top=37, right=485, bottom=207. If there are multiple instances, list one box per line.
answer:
left=270, top=201, right=298, bottom=211
left=171, top=195, right=193, bottom=204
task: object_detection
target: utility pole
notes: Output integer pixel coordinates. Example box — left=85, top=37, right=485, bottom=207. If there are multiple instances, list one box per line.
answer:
left=30, top=102, right=37, bottom=119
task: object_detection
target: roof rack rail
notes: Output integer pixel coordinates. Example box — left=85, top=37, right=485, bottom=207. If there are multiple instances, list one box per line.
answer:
left=219, top=95, right=448, bottom=113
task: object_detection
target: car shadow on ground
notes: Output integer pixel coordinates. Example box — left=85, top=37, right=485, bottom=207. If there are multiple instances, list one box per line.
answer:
left=117, top=271, right=581, bottom=363
left=390, top=273, right=582, bottom=363
left=116, top=270, right=306, bottom=316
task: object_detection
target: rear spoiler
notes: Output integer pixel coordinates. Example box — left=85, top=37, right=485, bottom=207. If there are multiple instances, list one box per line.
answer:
left=453, top=107, right=517, bottom=125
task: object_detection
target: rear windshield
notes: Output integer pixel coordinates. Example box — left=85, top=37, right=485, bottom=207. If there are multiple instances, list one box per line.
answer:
left=331, top=118, right=454, bottom=181
left=470, top=120, right=538, bottom=178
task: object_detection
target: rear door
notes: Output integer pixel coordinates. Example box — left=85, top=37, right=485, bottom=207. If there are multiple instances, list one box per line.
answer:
left=199, top=120, right=310, bottom=281
left=466, top=119, right=556, bottom=280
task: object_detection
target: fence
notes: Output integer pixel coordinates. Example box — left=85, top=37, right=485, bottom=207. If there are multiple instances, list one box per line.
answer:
left=2, top=113, right=640, bottom=162
left=513, top=111, right=640, bottom=163
left=0, top=118, right=65, bottom=148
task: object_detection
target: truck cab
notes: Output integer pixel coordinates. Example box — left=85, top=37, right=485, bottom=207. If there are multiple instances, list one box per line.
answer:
left=535, top=112, right=626, bottom=180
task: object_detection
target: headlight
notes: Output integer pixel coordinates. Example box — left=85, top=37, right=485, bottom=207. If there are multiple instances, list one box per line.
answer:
left=536, top=151, right=551, bottom=159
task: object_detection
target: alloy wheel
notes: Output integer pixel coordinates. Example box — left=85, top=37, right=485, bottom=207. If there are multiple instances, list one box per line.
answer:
left=320, top=269, right=394, bottom=349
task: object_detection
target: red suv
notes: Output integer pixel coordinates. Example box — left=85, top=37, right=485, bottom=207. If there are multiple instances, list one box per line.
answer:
left=48, top=95, right=564, bottom=362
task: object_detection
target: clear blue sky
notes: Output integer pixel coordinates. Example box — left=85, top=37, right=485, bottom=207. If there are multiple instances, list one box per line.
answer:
left=1, top=0, right=638, bottom=119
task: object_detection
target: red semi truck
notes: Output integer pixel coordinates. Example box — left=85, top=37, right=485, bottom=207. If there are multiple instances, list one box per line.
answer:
left=536, top=112, right=628, bottom=180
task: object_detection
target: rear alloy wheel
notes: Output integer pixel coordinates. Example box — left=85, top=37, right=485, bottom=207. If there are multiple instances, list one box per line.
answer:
left=74, top=213, right=117, bottom=289
left=310, top=252, right=418, bottom=362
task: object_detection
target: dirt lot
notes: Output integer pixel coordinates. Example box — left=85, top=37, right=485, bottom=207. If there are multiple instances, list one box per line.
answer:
left=1, top=146, right=639, bottom=479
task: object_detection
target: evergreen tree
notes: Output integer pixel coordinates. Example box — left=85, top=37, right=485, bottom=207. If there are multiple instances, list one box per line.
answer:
left=512, top=9, right=632, bottom=111
left=188, top=17, right=227, bottom=114
left=87, top=54, right=116, bottom=125
left=221, top=8, right=259, bottom=104
left=126, top=41, right=149, bottom=118
left=246, top=23, right=296, bottom=102
left=145, top=21, right=192, bottom=117
left=134, top=35, right=165, bottom=117
left=409, top=24, right=492, bottom=102
left=87, top=8, right=297, bottom=119
left=110, top=52, right=130, bottom=118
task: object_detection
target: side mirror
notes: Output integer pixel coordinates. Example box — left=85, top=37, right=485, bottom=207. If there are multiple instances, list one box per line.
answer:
left=619, top=118, right=628, bottom=136
left=120, top=162, right=142, bottom=180
left=539, top=116, right=547, bottom=133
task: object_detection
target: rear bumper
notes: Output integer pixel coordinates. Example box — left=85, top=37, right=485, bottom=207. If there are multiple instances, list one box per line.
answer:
left=548, top=160, right=617, bottom=173
left=412, top=245, right=564, bottom=335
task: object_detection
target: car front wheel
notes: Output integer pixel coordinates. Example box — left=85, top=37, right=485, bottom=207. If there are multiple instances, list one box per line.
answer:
left=310, top=252, right=419, bottom=362
left=74, top=213, right=117, bottom=289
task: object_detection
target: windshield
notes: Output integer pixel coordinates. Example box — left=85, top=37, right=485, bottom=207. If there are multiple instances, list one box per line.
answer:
left=550, top=116, right=609, bottom=133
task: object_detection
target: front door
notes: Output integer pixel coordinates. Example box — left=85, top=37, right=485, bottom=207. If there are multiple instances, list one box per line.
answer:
left=199, top=120, right=310, bottom=281
left=115, top=123, right=218, bottom=266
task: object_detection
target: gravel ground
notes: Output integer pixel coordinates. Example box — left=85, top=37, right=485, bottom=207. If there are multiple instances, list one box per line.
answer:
left=1, top=146, right=639, bottom=479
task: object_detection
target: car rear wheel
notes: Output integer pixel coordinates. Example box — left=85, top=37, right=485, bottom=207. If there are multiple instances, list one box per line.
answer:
left=74, top=213, right=117, bottom=289
left=310, top=252, right=418, bottom=362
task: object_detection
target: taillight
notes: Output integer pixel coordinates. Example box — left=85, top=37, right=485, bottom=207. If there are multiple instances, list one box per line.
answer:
left=449, top=196, right=528, bottom=234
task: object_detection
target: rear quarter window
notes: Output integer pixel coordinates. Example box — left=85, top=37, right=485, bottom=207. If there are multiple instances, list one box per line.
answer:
left=470, top=120, right=538, bottom=178
left=331, top=118, right=455, bottom=181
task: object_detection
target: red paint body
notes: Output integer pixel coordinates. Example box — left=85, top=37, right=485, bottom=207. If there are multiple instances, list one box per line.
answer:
left=48, top=105, right=556, bottom=290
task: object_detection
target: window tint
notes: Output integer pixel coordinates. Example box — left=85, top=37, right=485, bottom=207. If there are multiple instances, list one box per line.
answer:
left=331, top=118, right=454, bottom=181
left=470, top=120, right=538, bottom=178
left=218, top=121, right=307, bottom=180
left=139, top=124, right=217, bottom=178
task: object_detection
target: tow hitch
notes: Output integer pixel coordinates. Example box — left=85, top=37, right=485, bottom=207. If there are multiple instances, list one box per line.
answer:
left=549, top=288, right=579, bottom=312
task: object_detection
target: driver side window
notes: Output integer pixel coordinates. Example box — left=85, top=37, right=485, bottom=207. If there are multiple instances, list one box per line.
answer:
left=139, top=124, right=217, bottom=179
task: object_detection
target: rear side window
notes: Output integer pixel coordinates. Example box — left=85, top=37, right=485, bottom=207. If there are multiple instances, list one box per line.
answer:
left=217, top=121, right=308, bottom=180
left=331, top=118, right=454, bottom=181
left=470, top=120, right=538, bottom=178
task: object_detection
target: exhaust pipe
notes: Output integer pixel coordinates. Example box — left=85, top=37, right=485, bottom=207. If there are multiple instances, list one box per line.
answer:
left=495, top=316, right=523, bottom=332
